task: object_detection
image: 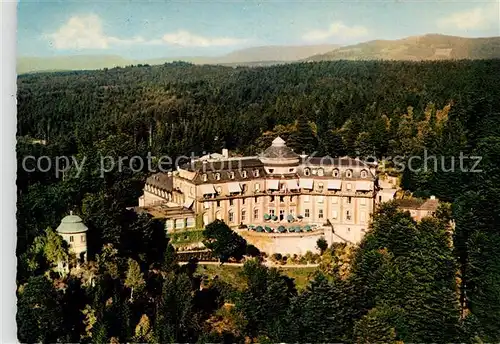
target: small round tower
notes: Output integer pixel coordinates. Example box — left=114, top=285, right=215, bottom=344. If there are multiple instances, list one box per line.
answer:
left=56, top=211, right=88, bottom=262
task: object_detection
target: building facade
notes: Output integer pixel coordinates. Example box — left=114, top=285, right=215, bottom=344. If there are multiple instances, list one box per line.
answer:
left=139, top=137, right=380, bottom=244
left=395, top=196, right=439, bottom=221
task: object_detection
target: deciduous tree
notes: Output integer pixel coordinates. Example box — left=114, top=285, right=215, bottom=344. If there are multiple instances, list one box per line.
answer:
left=203, top=220, right=247, bottom=263
left=124, top=258, right=145, bottom=302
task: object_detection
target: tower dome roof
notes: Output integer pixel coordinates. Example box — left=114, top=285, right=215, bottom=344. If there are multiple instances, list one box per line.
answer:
left=271, top=136, right=286, bottom=146
left=260, top=136, right=299, bottom=160
left=56, top=212, right=88, bottom=234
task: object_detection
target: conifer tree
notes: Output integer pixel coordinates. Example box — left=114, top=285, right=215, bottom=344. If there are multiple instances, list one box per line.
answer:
left=318, top=129, right=346, bottom=157
left=353, top=306, right=399, bottom=343
left=155, top=272, right=197, bottom=343
left=92, top=320, right=108, bottom=344
left=349, top=203, right=460, bottom=342
left=286, top=273, right=356, bottom=343
left=236, top=259, right=296, bottom=340
left=17, top=276, right=64, bottom=343
left=163, top=243, right=178, bottom=272
left=288, top=113, right=317, bottom=154
left=453, top=141, right=500, bottom=341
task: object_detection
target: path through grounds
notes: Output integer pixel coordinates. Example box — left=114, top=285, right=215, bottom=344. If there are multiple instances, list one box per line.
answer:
left=179, top=261, right=319, bottom=268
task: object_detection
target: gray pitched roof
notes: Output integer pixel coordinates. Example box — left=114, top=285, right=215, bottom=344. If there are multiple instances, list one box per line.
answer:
left=395, top=198, right=439, bottom=211
left=146, top=172, right=173, bottom=191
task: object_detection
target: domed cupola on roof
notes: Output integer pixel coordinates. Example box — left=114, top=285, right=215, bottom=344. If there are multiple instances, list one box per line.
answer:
left=259, top=137, right=300, bottom=169
left=57, top=212, right=88, bottom=234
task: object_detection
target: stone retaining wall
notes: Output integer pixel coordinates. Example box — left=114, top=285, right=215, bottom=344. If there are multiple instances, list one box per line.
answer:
left=238, top=228, right=331, bottom=255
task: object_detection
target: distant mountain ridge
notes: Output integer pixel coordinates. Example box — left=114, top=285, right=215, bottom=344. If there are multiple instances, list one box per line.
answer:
left=212, top=44, right=341, bottom=63
left=17, top=55, right=132, bottom=74
left=305, top=34, right=500, bottom=61
left=17, top=35, right=500, bottom=74
left=17, top=44, right=339, bottom=74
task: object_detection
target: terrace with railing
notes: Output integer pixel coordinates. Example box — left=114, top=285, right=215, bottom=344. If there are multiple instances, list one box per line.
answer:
left=236, top=213, right=324, bottom=234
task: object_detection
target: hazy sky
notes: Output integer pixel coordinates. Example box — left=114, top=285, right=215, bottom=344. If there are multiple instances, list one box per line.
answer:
left=18, top=0, right=500, bottom=59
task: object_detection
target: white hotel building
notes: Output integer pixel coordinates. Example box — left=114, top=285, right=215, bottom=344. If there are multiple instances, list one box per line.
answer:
left=138, top=137, right=383, bottom=248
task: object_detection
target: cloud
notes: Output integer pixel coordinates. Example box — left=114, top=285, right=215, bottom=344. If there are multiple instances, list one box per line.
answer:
left=45, top=14, right=143, bottom=50
left=437, top=4, right=499, bottom=30
left=302, top=21, right=369, bottom=42
left=45, top=14, right=248, bottom=50
left=162, top=30, right=247, bottom=47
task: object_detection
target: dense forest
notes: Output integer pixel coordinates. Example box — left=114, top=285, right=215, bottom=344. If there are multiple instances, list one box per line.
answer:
left=16, top=60, right=500, bottom=342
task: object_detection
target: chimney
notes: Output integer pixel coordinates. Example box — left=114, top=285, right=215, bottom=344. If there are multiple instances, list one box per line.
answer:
left=222, top=148, right=229, bottom=158
left=430, top=195, right=436, bottom=200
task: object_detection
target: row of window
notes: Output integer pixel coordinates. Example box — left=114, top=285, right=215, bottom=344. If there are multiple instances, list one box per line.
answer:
left=205, top=182, right=367, bottom=195
left=68, top=235, right=86, bottom=243
left=203, top=168, right=369, bottom=181
left=205, top=195, right=368, bottom=208
left=219, top=208, right=366, bottom=223
left=165, top=218, right=196, bottom=229
left=304, top=168, right=368, bottom=179
left=204, top=170, right=255, bottom=181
